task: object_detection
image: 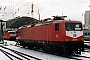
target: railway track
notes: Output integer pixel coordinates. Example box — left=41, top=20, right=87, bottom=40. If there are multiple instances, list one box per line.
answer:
left=62, top=55, right=90, bottom=60
left=0, top=45, right=42, bottom=60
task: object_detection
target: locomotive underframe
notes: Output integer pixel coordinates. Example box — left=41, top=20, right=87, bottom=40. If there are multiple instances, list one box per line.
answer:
left=18, top=39, right=84, bottom=55
left=4, top=37, right=16, bottom=41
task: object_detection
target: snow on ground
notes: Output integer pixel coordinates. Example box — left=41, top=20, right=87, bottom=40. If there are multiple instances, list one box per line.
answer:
left=4, top=40, right=16, bottom=46
left=5, top=46, right=68, bottom=60
left=0, top=51, right=10, bottom=60
left=0, top=40, right=69, bottom=60
left=0, top=40, right=90, bottom=60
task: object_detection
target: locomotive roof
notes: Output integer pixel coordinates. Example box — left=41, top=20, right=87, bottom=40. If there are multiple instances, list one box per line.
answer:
left=19, top=20, right=82, bottom=28
left=18, top=16, right=82, bottom=29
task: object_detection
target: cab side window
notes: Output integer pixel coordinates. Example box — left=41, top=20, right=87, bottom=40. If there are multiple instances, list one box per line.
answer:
left=55, top=23, right=59, bottom=31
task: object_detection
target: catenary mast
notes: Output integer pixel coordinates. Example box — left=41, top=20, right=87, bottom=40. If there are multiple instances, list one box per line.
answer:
left=31, top=3, right=34, bottom=18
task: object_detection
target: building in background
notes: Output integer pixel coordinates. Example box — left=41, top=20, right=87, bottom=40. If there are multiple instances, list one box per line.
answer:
left=84, top=10, right=90, bottom=28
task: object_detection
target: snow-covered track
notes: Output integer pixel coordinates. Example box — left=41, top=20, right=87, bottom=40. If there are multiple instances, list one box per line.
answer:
left=0, top=48, right=23, bottom=60
left=0, top=45, right=42, bottom=60
left=61, top=54, right=90, bottom=60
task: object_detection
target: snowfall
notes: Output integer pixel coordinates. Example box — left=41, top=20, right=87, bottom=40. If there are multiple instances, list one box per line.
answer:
left=0, top=40, right=90, bottom=60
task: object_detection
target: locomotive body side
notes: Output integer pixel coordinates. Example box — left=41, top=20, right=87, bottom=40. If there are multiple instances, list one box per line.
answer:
left=18, top=21, right=64, bottom=42
left=18, top=20, right=84, bottom=55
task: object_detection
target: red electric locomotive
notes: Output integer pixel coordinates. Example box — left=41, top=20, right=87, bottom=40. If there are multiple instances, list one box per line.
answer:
left=17, top=16, right=84, bottom=55
left=4, top=30, right=16, bottom=40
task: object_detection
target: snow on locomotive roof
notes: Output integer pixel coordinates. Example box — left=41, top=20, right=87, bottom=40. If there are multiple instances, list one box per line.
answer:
left=19, top=20, right=82, bottom=29
left=18, top=16, right=82, bottom=29
left=8, top=31, right=16, bottom=32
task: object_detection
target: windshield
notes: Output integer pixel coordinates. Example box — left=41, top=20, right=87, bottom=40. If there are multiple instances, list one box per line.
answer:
left=65, top=23, right=82, bottom=31
left=9, top=32, right=16, bottom=34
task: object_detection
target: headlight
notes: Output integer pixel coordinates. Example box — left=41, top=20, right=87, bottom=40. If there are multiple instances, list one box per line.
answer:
left=66, top=39, right=68, bottom=42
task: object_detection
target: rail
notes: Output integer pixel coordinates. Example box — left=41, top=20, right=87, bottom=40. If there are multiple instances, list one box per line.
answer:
left=0, top=45, right=42, bottom=60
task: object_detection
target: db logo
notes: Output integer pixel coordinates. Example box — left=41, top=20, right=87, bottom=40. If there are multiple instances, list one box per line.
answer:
left=73, top=34, right=76, bottom=37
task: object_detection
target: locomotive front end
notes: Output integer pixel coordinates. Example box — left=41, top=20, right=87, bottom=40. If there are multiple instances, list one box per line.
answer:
left=65, top=21, right=84, bottom=55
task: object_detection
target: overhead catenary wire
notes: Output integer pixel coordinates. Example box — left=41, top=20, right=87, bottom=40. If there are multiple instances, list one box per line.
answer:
left=9, top=0, right=23, bottom=14
left=0, top=0, right=24, bottom=15
left=8, top=0, right=37, bottom=15
left=58, top=0, right=90, bottom=17
left=7, top=2, right=34, bottom=19
left=60, top=0, right=90, bottom=9
left=10, top=0, right=36, bottom=14
left=0, top=0, right=32, bottom=19
left=7, top=0, right=12, bottom=14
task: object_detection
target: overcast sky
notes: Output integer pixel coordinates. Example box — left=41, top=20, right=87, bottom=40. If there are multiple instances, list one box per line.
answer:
left=0, top=0, right=90, bottom=24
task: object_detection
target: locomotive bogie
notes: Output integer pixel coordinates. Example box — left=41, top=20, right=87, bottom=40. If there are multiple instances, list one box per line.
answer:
left=18, top=39, right=84, bottom=55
